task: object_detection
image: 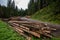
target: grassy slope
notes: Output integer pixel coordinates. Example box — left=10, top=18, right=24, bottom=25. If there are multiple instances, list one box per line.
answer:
left=0, top=20, right=26, bottom=40
left=31, top=2, right=60, bottom=24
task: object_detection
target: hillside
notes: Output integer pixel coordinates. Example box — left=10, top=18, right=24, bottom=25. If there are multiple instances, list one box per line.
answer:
left=31, top=1, right=60, bottom=24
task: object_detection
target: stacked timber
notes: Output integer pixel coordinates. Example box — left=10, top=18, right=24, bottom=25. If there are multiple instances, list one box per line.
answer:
left=8, top=17, right=56, bottom=40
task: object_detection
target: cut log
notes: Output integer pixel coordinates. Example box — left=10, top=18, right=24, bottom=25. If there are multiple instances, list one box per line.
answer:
left=21, top=24, right=39, bottom=31
left=10, top=25, right=32, bottom=40
left=9, top=22, right=29, bottom=30
left=9, top=22, right=40, bottom=38
left=8, top=19, right=56, bottom=39
left=9, top=21, right=34, bottom=24
left=13, top=27, right=31, bottom=40
left=43, top=33, right=52, bottom=38
left=21, top=24, right=39, bottom=28
left=19, top=25, right=40, bottom=38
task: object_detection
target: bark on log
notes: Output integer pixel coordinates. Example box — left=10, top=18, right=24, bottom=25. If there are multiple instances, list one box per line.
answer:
left=8, top=20, right=56, bottom=39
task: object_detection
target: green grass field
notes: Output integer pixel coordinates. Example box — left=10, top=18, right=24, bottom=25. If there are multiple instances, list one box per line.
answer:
left=0, top=20, right=26, bottom=40
left=0, top=20, right=60, bottom=40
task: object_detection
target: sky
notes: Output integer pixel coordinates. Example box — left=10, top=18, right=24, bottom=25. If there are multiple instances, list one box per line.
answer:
left=0, top=0, right=7, bottom=6
left=0, top=0, right=30, bottom=10
left=14, top=0, right=30, bottom=10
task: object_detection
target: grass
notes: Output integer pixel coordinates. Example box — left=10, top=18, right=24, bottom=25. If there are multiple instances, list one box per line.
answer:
left=0, top=20, right=60, bottom=40
left=0, top=20, right=26, bottom=40
left=31, top=2, right=60, bottom=24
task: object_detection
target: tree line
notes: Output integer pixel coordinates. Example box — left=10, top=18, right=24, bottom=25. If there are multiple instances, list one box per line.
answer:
left=0, top=0, right=27, bottom=18
left=28, top=0, right=58, bottom=15
left=0, top=0, right=60, bottom=18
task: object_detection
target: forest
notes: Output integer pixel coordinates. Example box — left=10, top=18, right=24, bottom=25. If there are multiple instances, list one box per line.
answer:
left=0, top=0, right=27, bottom=18
left=0, top=0, right=59, bottom=17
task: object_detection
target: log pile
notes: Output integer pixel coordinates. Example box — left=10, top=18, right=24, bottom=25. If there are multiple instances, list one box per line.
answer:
left=8, top=17, right=56, bottom=40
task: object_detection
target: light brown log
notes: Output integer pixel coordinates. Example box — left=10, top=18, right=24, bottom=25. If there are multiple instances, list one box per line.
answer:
left=9, top=22, right=29, bottom=30
left=11, top=25, right=32, bottom=40
left=14, top=28, right=31, bottom=40
left=19, top=25, right=40, bottom=38
left=21, top=24, right=39, bottom=28
left=9, top=23, right=40, bottom=38
left=11, top=24, right=40, bottom=38
left=9, top=21, right=34, bottom=24
left=43, top=33, right=52, bottom=38
left=16, top=28, right=31, bottom=40
left=8, top=21, right=55, bottom=38
left=8, top=21, right=48, bottom=29
left=14, top=27, right=32, bottom=40
left=26, top=36, right=32, bottom=40
left=9, top=22, right=51, bottom=38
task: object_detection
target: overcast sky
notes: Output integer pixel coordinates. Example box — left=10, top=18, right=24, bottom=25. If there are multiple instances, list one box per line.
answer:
left=14, top=0, right=30, bottom=10
left=0, top=0, right=7, bottom=6
left=0, top=0, right=30, bottom=10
